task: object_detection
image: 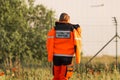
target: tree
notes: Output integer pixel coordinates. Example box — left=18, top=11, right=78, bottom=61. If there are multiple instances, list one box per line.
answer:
left=0, top=0, right=56, bottom=71
left=0, top=0, right=28, bottom=69
left=26, top=2, right=56, bottom=61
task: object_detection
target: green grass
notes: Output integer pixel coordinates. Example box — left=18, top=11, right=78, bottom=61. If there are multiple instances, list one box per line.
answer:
left=0, top=55, right=120, bottom=80
left=0, top=67, right=120, bottom=80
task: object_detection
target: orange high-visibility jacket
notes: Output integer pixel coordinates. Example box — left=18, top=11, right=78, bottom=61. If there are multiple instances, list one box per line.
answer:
left=46, top=22, right=82, bottom=64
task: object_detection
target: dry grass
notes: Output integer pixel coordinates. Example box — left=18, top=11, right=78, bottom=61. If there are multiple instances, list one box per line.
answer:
left=0, top=55, right=120, bottom=80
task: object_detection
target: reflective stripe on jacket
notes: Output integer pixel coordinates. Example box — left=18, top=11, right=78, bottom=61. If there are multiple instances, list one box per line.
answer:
left=46, top=28, right=55, bottom=62
left=73, top=26, right=82, bottom=64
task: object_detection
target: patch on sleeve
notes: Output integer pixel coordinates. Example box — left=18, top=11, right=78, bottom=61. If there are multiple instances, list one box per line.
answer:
left=56, top=31, right=70, bottom=38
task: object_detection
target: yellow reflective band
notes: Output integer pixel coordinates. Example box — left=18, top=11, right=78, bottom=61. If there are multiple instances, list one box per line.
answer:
left=75, top=38, right=81, bottom=40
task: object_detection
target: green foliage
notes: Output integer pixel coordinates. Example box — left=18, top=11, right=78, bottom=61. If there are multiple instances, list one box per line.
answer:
left=0, top=66, right=120, bottom=80
left=0, top=0, right=28, bottom=32
left=0, top=0, right=56, bottom=69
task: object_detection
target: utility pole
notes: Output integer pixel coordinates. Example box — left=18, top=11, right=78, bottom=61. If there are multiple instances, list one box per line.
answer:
left=86, top=17, right=120, bottom=72
left=113, top=17, right=118, bottom=69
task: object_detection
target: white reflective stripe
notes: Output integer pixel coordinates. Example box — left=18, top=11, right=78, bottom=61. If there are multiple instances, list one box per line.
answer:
left=54, top=54, right=74, bottom=57
left=75, top=38, right=81, bottom=40
left=56, top=31, right=70, bottom=32
left=47, top=36, right=54, bottom=38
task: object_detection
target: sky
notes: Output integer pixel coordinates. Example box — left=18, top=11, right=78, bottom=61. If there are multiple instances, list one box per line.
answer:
left=34, top=0, right=120, bottom=56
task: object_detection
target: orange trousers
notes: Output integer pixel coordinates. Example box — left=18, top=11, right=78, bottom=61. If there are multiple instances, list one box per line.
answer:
left=53, top=64, right=73, bottom=80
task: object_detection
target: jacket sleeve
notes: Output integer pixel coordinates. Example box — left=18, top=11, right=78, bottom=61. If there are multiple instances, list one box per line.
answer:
left=46, top=28, right=55, bottom=62
left=73, top=26, right=82, bottom=64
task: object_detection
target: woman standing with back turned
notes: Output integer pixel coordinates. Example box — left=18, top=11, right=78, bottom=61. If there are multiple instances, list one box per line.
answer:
left=46, top=13, right=82, bottom=80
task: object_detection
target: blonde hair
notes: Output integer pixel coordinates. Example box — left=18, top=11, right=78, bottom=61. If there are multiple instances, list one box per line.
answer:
left=59, top=13, right=70, bottom=22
